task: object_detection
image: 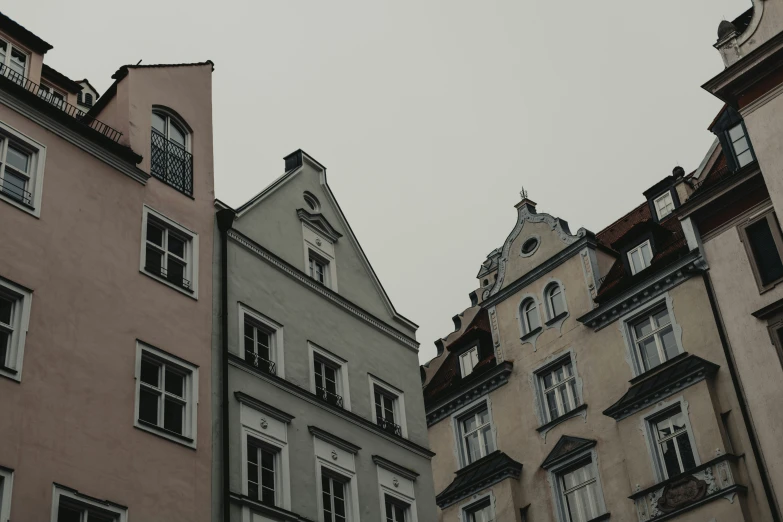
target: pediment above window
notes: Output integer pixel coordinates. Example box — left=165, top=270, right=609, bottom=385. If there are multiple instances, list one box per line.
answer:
left=541, top=435, right=596, bottom=470
left=296, top=208, right=343, bottom=243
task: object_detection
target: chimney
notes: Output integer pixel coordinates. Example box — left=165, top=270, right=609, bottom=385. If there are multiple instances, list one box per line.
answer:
left=284, top=150, right=303, bottom=172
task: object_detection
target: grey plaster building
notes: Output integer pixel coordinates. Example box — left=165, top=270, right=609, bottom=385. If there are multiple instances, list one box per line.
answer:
left=212, top=150, right=436, bottom=522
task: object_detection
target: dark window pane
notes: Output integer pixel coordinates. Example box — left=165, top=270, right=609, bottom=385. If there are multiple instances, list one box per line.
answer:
left=262, top=486, right=275, bottom=505
left=88, top=512, right=116, bottom=522
left=57, top=504, right=82, bottom=522
left=747, top=218, right=783, bottom=285
left=146, top=222, right=164, bottom=246
left=0, top=295, right=12, bottom=324
left=165, top=369, right=184, bottom=397
left=676, top=433, right=697, bottom=472
left=164, top=398, right=184, bottom=434
left=248, top=481, right=258, bottom=500
left=386, top=501, right=393, bottom=520
left=140, top=359, right=159, bottom=386
left=334, top=495, right=345, bottom=517
left=660, top=439, right=681, bottom=477
left=167, top=258, right=185, bottom=286
left=145, top=247, right=162, bottom=274
left=261, top=449, right=274, bottom=469
left=0, top=330, right=8, bottom=366
left=168, top=235, right=185, bottom=258
left=139, top=388, right=159, bottom=424
left=333, top=480, right=344, bottom=500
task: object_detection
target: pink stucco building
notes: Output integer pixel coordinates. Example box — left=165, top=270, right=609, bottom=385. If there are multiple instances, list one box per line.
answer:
left=0, top=11, right=215, bottom=522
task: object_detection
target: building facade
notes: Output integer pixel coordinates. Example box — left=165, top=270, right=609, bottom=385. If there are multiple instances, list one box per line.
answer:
left=0, top=12, right=216, bottom=522
left=212, top=150, right=437, bottom=522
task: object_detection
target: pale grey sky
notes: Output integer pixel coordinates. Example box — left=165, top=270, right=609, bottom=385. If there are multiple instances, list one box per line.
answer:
left=6, top=0, right=750, bottom=363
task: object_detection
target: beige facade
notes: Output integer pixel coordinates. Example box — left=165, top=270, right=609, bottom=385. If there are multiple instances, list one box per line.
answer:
left=0, top=12, right=215, bottom=522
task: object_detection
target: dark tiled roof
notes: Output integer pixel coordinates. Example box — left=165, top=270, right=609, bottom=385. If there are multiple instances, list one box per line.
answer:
left=41, top=64, right=82, bottom=93
left=436, top=451, right=522, bottom=508
left=0, top=11, right=53, bottom=53
left=111, top=60, right=215, bottom=80
left=603, top=354, right=719, bottom=420
left=541, top=435, right=597, bottom=469
left=596, top=201, right=650, bottom=247
left=732, top=7, right=754, bottom=36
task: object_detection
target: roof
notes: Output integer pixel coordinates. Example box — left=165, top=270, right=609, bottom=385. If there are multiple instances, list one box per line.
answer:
left=41, top=64, right=82, bottom=93
left=0, top=11, right=53, bottom=54
left=435, top=451, right=522, bottom=508
left=78, top=78, right=100, bottom=96
left=541, top=435, right=597, bottom=469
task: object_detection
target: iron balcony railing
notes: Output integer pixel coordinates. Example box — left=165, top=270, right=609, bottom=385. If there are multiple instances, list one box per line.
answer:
left=376, top=417, right=402, bottom=437
left=245, top=351, right=276, bottom=375
left=316, top=386, right=344, bottom=408
left=0, top=181, right=32, bottom=206
left=151, top=129, right=193, bottom=197
left=144, top=263, right=192, bottom=291
left=0, top=63, right=123, bottom=143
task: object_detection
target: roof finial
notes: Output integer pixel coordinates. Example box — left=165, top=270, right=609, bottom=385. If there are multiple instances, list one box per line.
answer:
left=520, top=186, right=528, bottom=200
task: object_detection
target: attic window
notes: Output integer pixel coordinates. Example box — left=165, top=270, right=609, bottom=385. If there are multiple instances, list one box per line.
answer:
left=521, top=236, right=539, bottom=257
left=459, top=346, right=480, bottom=378
left=654, top=192, right=675, bottom=220
left=628, top=240, right=653, bottom=275
left=729, top=124, right=754, bottom=168
left=304, top=192, right=320, bottom=212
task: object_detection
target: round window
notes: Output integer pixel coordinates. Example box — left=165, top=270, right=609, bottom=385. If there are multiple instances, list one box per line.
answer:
left=521, top=237, right=539, bottom=255
left=303, top=191, right=320, bottom=212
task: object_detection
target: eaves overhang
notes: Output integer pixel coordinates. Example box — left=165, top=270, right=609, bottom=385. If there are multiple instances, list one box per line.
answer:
left=677, top=166, right=761, bottom=219
left=578, top=250, right=706, bottom=331
left=425, top=361, right=513, bottom=426
left=435, top=451, right=522, bottom=508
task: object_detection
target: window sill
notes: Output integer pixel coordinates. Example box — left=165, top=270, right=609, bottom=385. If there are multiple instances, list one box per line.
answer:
left=0, top=364, right=20, bottom=382
left=136, top=419, right=196, bottom=449
left=545, top=311, right=568, bottom=326
left=0, top=192, right=39, bottom=218
left=141, top=269, right=197, bottom=300
left=536, top=404, right=587, bottom=433
left=520, top=327, right=542, bottom=342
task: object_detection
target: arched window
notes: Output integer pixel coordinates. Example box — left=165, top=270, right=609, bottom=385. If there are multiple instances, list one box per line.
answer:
left=150, top=109, right=193, bottom=196
left=546, top=283, right=566, bottom=319
left=521, top=298, right=541, bottom=336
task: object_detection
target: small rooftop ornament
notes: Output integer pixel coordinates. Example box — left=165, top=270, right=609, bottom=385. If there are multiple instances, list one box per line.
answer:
left=520, top=186, right=529, bottom=200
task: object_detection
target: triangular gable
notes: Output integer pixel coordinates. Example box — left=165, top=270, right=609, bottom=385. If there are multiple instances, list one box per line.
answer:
left=297, top=209, right=343, bottom=243
left=541, top=435, right=596, bottom=470
left=232, top=150, right=418, bottom=334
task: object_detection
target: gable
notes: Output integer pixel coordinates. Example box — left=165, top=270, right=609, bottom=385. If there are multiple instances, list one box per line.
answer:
left=541, top=435, right=596, bottom=469
left=232, top=152, right=417, bottom=339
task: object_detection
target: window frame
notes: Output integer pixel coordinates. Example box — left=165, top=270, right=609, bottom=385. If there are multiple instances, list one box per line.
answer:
left=308, top=342, right=351, bottom=411
left=302, top=223, right=339, bottom=291
left=308, top=248, right=331, bottom=287
left=38, top=83, right=67, bottom=110
left=244, top=431, right=285, bottom=507
left=543, top=281, right=568, bottom=323
left=452, top=399, right=497, bottom=467
left=0, top=120, right=46, bottom=217
left=0, top=276, right=32, bottom=382
left=727, top=122, right=755, bottom=169
left=519, top=296, right=542, bottom=338
left=627, top=240, right=653, bottom=275
left=140, top=205, right=199, bottom=299
left=458, top=344, right=479, bottom=377
left=653, top=191, right=675, bottom=220
left=0, top=38, right=29, bottom=82
left=0, top=466, right=13, bottom=522
left=313, top=434, right=360, bottom=522
left=50, top=484, right=127, bottom=522
left=384, top=494, right=410, bottom=522
left=621, top=295, right=684, bottom=377
left=238, top=303, right=285, bottom=378
left=738, top=209, right=783, bottom=293
left=553, top=456, right=606, bottom=522
left=133, top=340, right=199, bottom=448
left=460, top=494, right=495, bottom=522
left=368, top=374, right=408, bottom=438
left=643, top=397, right=701, bottom=482
left=535, top=354, right=581, bottom=424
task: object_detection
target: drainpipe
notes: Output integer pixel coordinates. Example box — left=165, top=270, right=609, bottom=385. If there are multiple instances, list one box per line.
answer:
left=703, top=272, right=781, bottom=522
left=217, top=209, right=235, bottom=522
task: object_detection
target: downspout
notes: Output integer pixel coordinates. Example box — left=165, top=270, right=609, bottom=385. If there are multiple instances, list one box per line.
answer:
left=703, top=272, right=781, bottom=522
left=217, top=209, right=235, bottom=522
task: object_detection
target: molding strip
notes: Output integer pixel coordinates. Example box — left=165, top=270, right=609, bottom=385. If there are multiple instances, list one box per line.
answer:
left=309, top=425, right=361, bottom=454
left=372, top=455, right=420, bottom=481
left=235, top=391, right=295, bottom=423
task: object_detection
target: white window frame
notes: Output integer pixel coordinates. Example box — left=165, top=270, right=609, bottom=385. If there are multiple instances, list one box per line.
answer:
left=384, top=495, right=410, bottom=522
left=368, top=374, right=408, bottom=438
left=238, top=303, right=285, bottom=378
left=151, top=109, right=191, bottom=153
left=627, top=240, right=653, bottom=275
left=729, top=123, right=754, bottom=168
left=0, top=467, right=13, bottom=522
left=642, top=397, right=701, bottom=482
left=133, top=340, right=199, bottom=448
left=519, top=296, right=542, bottom=336
left=308, top=342, right=351, bottom=411
left=302, top=224, right=338, bottom=291
left=0, top=120, right=46, bottom=217
left=459, top=493, right=495, bottom=522
left=308, top=249, right=331, bottom=286
left=50, top=484, right=128, bottom=522
left=0, top=38, right=29, bottom=82
left=375, top=459, right=418, bottom=522
left=543, top=281, right=568, bottom=322
left=313, top=433, right=360, bottom=522
left=654, top=192, right=675, bottom=220
left=547, top=450, right=608, bottom=522
left=458, top=345, right=479, bottom=377
left=452, top=399, right=497, bottom=467
left=241, top=426, right=289, bottom=509
left=0, top=276, right=32, bottom=382
left=621, top=295, right=684, bottom=377
left=140, top=205, right=199, bottom=299
left=536, top=355, right=581, bottom=423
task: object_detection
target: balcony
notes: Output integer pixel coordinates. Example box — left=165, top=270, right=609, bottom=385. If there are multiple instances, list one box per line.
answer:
left=0, top=179, right=32, bottom=206
left=630, top=454, right=745, bottom=522
left=376, top=417, right=402, bottom=437
left=150, top=129, right=193, bottom=197
left=244, top=351, right=276, bottom=375
left=0, top=63, right=123, bottom=143
left=315, top=386, right=343, bottom=408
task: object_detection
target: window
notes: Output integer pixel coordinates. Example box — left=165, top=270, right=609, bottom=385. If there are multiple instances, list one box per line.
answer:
left=309, top=251, right=328, bottom=285
left=0, top=39, right=27, bottom=84
left=557, top=459, right=603, bottom=522
left=0, top=277, right=31, bottom=381
left=628, top=240, right=653, bottom=275
left=0, top=467, right=12, bottom=522
left=150, top=109, right=193, bottom=196
left=520, top=298, right=541, bottom=337
left=244, top=318, right=275, bottom=374
left=134, top=342, right=198, bottom=446
left=545, top=283, right=567, bottom=320
left=385, top=496, right=408, bottom=522
left=321, top=473, right=348, bottom=522
left=539, top=359, right=580, bottom=422
left=374, top=386, right=402, bottom=436
left=460, top=406, right=495, bottom=464
left=141, top=206, right=198, bottom=297
left=314, top=357, right=342, bottom=407
left=247, top=434, right=278, bottom=506
left=51, top=485, right=127, bottom=522
left=654, top=192, right=675, bottom=220
left=630, top=306, right=679, bottom=372
left=38, top=84, right=66, bottom=110
left=521, top=237, right=539, bottom=256
left=0, top=123, right=46, bottom=215
left=649, top=405, right=698, bottom=479
left=459, top=346, right=479, bottom=377
left=84, top=93, right=93, bottom=106
left=729, top=123, right=754, bottom=168
left=740, top=211, right=783, bottom=291
left=464, top=499, right=493, bottom=522
left=304, top=191, right=321, bottom=212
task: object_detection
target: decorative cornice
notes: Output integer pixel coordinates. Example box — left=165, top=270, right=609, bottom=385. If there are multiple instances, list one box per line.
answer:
left=229, top=354, right=435, bottom=459
left=372, top=455, right=420, bottom=481
left=297, top=208, right=342, bottom=242
left=577, top=251, right=706, bottom=331
left=541, top=436, right=597, bottom=470
left=235, top=392, right=295, bottom=423
left=425, top=362, right=513, bottom=426
left=435, top=451, right=522, bottom=508
left=227, top=229, right=419, bottom=352
left=309, top=426, right=361, bottom=454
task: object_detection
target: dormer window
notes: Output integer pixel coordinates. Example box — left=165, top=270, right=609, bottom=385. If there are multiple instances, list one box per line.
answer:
left=628, top=240, right=653, bottom=275
left=151, top=109, right=193, bottom=196
left=459, top=346, right=479, bottom=377
left=0, top=39, right=27, bottom=84
left=654, top=192, right=675, bottom=220
left=728, top=123, right=754, bottom=168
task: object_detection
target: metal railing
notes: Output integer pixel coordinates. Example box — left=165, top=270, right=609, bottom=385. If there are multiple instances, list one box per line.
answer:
left=0, top=181, right=32, bottom=206
left=316, top=386, right=344, bottom=408
left=0, top=63, right=123, bottom=143
left=144, top=263, right=192, bottom=290
left=151, top=129, right=193, bottom=197
left=245, top=351, right=276, bottom=375
left=376, top=417, right=402, bottom=437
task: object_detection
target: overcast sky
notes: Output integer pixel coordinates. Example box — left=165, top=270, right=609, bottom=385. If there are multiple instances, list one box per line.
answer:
left=7, top=0, right=750, bottom=363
